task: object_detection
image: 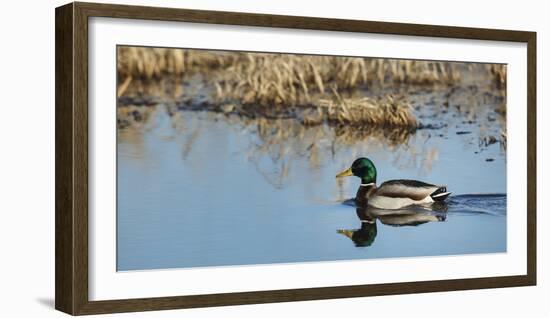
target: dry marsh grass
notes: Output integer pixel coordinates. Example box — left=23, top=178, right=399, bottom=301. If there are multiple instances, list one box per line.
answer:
left=118, top=47, right=464, bottom=88
left=117, top=47, right=506, bottom=137
left=317, top=89, right=417, bottom=128
left=117, top=47, right=235, bottom=78
left=489, top=64, right=507, bottom=89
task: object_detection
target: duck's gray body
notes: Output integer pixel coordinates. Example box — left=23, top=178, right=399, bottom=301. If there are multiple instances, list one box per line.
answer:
left=359, top=179, right=451, bottom=210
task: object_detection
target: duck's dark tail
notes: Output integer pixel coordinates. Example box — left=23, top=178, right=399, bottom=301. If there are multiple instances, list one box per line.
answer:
left=430, top=186, right=451, bottom=202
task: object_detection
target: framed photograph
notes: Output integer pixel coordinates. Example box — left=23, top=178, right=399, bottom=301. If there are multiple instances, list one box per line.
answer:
left=55, top=2, right=536, bottom=315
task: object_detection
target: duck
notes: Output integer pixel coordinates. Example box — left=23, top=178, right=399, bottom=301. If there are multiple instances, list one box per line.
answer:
left=336, top=157, right=451, bottom=210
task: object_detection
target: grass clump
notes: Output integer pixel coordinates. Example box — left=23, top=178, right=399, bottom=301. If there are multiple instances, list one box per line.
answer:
left=318, top=90, right=417, bottom=128
left=117, top=47, right=236, bottom=79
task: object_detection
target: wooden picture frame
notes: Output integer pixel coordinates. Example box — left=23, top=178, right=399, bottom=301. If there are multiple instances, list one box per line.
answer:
left=55, top=1, right=536, bottom=315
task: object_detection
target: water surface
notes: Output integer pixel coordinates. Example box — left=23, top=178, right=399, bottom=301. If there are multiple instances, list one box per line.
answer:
left=117, top=107, right=506, bottom=271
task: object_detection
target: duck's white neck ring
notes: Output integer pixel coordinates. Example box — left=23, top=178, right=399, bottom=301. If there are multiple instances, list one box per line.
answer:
left=360, top=183, right=375, bottom=187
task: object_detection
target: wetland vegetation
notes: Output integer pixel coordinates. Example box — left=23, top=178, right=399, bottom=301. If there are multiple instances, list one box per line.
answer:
left=116, top=46, right=507, bottom=270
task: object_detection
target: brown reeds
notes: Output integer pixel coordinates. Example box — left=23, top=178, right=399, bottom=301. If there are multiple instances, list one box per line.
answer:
left=212, top=53, right=370, bottom=107
left=489, top=64, right=507, bottom=90
left=317, top=88, right=417, bottom=128
left=117, top=47, right=236, bottom=79
left=117, top=47, right=463, bottom=88
left=117, top=47, right=506, bottom=148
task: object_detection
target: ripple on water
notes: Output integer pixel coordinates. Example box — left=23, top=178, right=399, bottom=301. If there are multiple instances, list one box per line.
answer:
left=447, top=194, right=506, bottom=216
left=341, top=193, right=506, bottom=217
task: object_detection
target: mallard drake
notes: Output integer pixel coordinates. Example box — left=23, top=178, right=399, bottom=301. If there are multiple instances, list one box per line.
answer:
left=336, top=157, right=451, bottom=210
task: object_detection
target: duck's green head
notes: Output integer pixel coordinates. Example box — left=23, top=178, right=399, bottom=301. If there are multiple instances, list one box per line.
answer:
left=336, top=157, right=377, bottom=184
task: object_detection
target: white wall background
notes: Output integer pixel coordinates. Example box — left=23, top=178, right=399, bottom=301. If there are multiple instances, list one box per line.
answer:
left=0, top=0, right=546, bottom=317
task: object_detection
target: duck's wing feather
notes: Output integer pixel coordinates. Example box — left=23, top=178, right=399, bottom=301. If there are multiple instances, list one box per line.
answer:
left=375, top=179, right=442, bottom=200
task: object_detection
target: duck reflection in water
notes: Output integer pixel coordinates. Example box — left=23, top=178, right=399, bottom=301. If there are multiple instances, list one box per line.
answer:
left=337, top=201, right=448, bottom=247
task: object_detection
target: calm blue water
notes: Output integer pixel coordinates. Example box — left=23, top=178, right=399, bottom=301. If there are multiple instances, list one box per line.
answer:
left=117, top=107, right=506, bottom=271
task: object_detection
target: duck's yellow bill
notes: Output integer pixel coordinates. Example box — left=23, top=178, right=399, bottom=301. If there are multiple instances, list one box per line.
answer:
left=336, top=168, right=353, bottom=178
left=337, top=229, right=354, bottom=239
